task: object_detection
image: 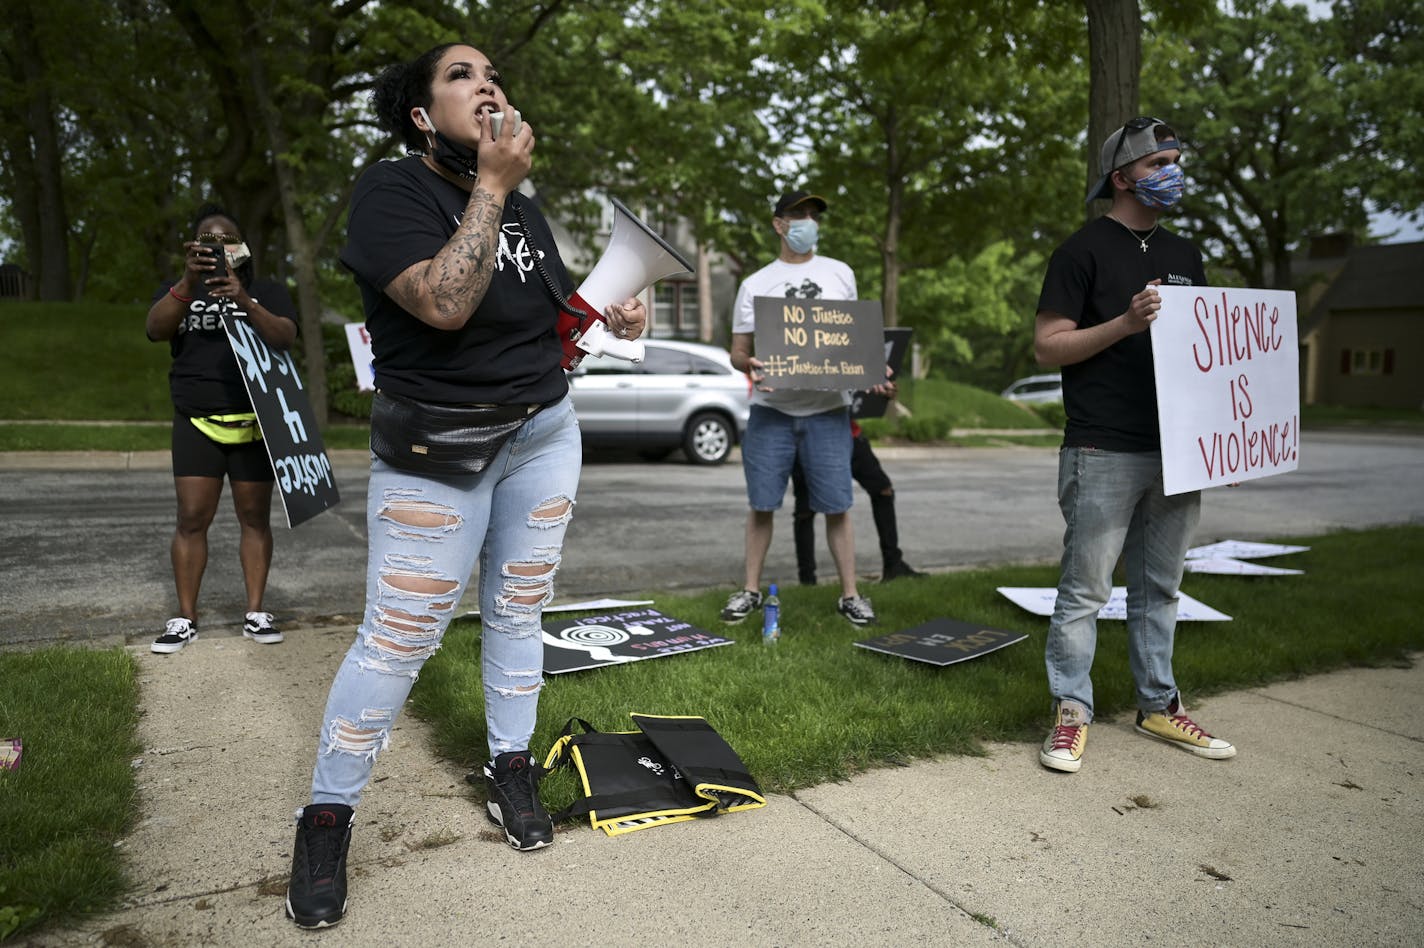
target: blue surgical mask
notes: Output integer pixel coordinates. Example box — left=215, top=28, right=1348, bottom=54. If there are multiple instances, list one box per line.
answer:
left=1132, top=163, right=1185, bottom=210
left=784, top=218, right=819, bottom=254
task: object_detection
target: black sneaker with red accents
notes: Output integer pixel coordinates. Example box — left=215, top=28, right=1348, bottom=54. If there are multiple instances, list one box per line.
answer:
left=285, top=803, right=354, bottom=929
left=483, top=751, right=553, bottom=851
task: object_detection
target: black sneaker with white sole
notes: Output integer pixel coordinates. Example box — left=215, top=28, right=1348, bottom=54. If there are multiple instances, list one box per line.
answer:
left=719, top=588, right=763, bottom=623
left=484, top=751, right=553, bottom=851
left=837, top=595, right=878, bottom=626
left=285, top=803, right=354, bottom=929
left=151, top=617, right=197, bottom=654
left=243, top=611, right=284, bottom=644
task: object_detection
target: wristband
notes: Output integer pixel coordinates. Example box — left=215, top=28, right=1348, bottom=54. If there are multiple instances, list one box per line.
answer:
left=169, top=286, right=193, bottom=303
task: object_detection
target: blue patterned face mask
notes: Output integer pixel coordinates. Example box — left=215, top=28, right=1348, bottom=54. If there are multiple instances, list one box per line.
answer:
left=784, top=218, right=819, bottom=254
left=1132, top=163, right=1185, bottom=210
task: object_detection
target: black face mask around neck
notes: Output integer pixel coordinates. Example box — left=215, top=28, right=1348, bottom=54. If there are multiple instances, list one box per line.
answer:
left=416, top=108, right=478, bottom=180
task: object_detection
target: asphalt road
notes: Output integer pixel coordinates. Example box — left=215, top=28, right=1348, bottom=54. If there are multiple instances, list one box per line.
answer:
left=2, top=428, right=1421, bottom=648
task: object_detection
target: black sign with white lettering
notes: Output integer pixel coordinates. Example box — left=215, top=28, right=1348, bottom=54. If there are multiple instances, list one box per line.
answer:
left=852, top=327, right=913, bottom=419
left=855, top=618, right=1027, bottom=667
left=752, top=296, right=887, bottom=391
left=542, top=608, right=734, bottom=675
left=221, top=314, right=340, bottom=527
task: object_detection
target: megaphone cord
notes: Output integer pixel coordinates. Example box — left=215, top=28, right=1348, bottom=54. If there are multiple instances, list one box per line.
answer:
left=513, top=201, right=592, bottom=323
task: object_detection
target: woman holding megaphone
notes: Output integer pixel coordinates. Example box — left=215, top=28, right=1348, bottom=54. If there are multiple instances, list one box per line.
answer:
left=284, top=42, right=645, bottom=930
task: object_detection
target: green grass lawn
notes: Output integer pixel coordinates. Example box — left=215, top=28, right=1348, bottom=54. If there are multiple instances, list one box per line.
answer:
left=3, top=525, right=1421, bottom=940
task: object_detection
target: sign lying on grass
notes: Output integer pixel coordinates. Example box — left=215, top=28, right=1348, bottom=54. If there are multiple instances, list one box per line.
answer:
left=1183, top=558, right=1304, bottom=576
left=753, top=296, right=887, bottom=391
left=543, top=608, right=733, bottom=674
left=996, top=587, right=1232, bottom=622
left=1186, top=540, right=1310, bottom=560
left=1150, top=286, right=1299, bottom=496
left=855, top=618, right=1027, bottom=667
left=222, top=313, right=339, bottom=527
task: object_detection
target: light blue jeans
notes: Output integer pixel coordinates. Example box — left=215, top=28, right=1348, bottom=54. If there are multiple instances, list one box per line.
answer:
left=1044, top=446, right=1201, bottom=721
left=310, top=395, right=580, bottom=807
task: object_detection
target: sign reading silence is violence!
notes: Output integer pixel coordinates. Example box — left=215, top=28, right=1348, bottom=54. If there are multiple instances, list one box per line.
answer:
left=1151, top=285, right=1299, bottom=496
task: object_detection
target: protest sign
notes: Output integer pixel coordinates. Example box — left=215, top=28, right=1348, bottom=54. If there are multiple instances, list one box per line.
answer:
left=1185, top=540, right=1309, bottom=560
left=852, top=327, right=913, bottom=419
left=752, top=296, right=886, bottom=391
left=1151, top=286, right=1299, bottom=495
left=996, top=586, right=1232, bottom=622
left=543, top=608, right=734, bottom=674
left=222, top=314, right=340, bottom=527
left=344, top=322, right=375, bottom=392
left=1183, top=557, right=1304, bottom=576
left=855, top=618, right=1027, bottom=667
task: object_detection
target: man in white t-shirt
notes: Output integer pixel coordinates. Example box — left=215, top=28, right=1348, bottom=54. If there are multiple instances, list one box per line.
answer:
left=720, top=190, right=887, bottom=627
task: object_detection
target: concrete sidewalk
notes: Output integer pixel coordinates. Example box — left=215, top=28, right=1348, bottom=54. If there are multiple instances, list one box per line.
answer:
left=22, top=628, right=1424, bottom=947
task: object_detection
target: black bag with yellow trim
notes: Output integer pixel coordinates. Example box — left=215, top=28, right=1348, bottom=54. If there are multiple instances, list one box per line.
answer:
left=541, top=714, right=766, bottom=837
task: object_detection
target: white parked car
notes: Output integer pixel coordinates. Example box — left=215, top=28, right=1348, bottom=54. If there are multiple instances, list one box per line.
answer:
left=1001, top=373, right=1064, bottom=404
left=567, top=339, right=751, bottom=464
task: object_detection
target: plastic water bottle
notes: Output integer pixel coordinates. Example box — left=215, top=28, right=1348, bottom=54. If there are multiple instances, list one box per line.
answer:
left=762, top=583, right=781, bottom=645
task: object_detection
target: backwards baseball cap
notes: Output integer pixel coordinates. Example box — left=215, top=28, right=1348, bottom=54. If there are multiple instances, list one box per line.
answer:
left=1085, top=117, right=1181, bottom=204
left=773, top=190, right=828, bottom=217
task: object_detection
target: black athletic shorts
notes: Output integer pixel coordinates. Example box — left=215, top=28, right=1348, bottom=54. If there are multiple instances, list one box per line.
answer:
left=171, top=414, right=275, bottom=482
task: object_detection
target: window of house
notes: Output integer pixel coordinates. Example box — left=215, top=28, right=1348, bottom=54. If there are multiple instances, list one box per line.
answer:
left=1341, top=348, right=1393, bottom=376
left=652, top=281, right=699, bottom=337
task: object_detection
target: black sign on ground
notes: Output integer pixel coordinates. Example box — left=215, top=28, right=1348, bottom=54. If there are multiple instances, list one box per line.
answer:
left=222, top=315, right=340, bottom=527
left=752, top=296, right=887, bottom=391
left=543, top=608, right=734, bottom=674
left=855, top=618, right=1028, bottom=666
left=852, top=327, right=914, bottom=419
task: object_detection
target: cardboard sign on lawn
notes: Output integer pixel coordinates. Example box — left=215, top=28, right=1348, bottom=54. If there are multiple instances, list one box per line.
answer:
left=996, top=586, right=1232, bottom=622
left=1151, top=286, right=1300, bottom=495
left=753, top=296, right=887, bottom=390
left=855, top=618, right=1027, bottom=667
left=543, top=608, right=733, bottom=675
left=222, top=314, right=340, bottom=527
left=852, top=327, right=913, bottom=419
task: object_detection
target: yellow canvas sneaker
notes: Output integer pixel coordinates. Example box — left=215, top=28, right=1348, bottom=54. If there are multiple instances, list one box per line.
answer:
left=1039, top=700, right=1089, bottom=773
left=1135, top=697, right=1236, bottom=759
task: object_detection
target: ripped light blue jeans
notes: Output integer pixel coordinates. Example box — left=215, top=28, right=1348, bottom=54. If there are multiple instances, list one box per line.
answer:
left=310, top=395, right=580, bottom=807
left=1044, top=446, right=1201, bottom=721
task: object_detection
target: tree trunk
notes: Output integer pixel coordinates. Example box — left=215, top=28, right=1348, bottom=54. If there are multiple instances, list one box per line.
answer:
left=696, top=242, right=713, bottom=342
left=1085, top=0, right=1142, bottom=222
left=13, top=0, right=71, bottom=299
left=249, top=52, right=329, bottom=425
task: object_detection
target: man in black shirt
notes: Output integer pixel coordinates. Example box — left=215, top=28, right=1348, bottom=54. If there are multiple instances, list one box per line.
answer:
left=1034, top=117, right=1236, bottom=774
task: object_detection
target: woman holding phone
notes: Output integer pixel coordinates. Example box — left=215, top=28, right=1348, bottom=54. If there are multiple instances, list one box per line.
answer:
left=144, top=204, right=298, bottom=654
left=282, top=41, right=645, bottom=930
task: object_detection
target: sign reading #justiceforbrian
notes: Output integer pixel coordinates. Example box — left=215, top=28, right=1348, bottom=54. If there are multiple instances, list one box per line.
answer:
left=752, top=296, right=887, bottom=390
left=543, top=608, right=734, bottom=675
left=221, top=314, right=340, bottom=527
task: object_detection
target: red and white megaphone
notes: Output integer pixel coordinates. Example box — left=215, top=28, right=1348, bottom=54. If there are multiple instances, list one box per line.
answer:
left=557, top=197, right=694, bottom=370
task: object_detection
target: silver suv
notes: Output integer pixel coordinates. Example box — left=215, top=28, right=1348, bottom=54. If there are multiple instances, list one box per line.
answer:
left=567, top=339, right=751, bottom=464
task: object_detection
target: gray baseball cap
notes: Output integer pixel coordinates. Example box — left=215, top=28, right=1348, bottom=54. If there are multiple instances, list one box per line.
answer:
left=1085, top=117, right=1181, bottom=203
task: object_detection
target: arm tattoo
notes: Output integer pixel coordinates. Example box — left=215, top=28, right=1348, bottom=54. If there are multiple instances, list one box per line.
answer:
left=411, top=187, right=506, bottom=325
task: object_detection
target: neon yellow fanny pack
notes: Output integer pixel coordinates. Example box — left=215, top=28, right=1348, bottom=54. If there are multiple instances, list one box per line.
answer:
left=190, top=413, right=263, bottom=444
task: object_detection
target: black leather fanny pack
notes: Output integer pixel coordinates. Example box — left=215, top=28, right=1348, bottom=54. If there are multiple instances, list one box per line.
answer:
left=369, top=389, right=548, bottom=477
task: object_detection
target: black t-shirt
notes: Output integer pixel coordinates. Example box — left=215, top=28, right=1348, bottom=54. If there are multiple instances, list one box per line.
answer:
left=1036, top=215, right=1207, bottom=451
left=155, top=275, right=297, bottom=417
left=340, top=157, right=571, bottom=406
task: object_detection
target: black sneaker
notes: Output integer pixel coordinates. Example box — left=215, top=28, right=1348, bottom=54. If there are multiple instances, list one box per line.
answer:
left=285, top=803, right=354, bottom=929
left=484, top=751, right=553, bottom=851
left=719, top=588, right=763, bottom=623
left=882, top=560, right=927, bottom=581
left=151, top=617, right=197, bottom=654
left=243, top=611, right=284, bottom=644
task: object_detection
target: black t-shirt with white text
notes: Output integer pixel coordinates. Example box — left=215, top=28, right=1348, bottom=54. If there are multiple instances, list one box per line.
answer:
left=340, top=157, right=570, bottom=406
left=1036, top=215, right=1207, bottom=451
left=155, top=276, right=297, bottom=418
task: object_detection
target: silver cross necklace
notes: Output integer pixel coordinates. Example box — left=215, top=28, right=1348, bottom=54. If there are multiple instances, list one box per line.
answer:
left=1107, top=213, right=1159, bottom=253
